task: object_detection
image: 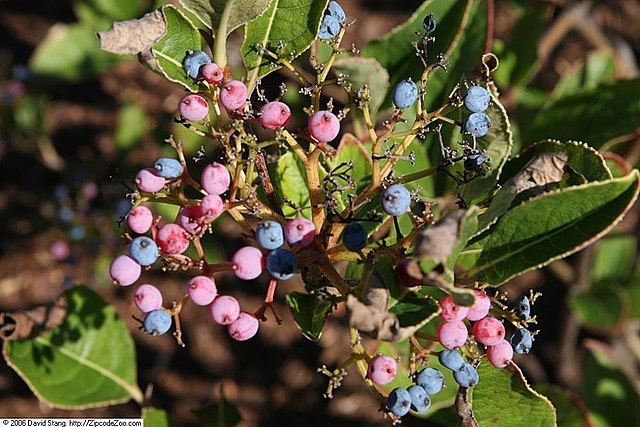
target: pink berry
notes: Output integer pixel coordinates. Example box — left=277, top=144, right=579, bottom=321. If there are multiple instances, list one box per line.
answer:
left=439, top=295, right=469, bottom=322
left=228, top=312, right=259, bottom=341
left=219, top=80, right=248, bottom=111
left=156, top=223, right=190, bottom=254
left=258, top=101, right=291, bottom=129
left=232, top=246, right=264, bottom=280
left=201, top=63, right=223, bottom=85
left=179, top=94, right=209, bottom=121
left=367, top=354, right=397, bottom=385
left=178, top=205, right=207, bottom=235
left=127, top=205, right=153, bottom=234
left=134, top=284, right=163, bottom=312
left=201, top=162, right=231, bottom=195
left=437, top=320, right=468, bottom=349
left=136, top=168, right=165, bottom=193
left=473, top=316, right=506, bottom=346
left=201, top=194, right=224, bottom=221
left=308, top=110, right=340, bottom=143
left=210, top=295, right=241, bottom=325
left=109, top=255, right=141, bottom=286
left=187, top=275, right=217, bottom=306
left=50, top=240, right=70, bottom=261
left=466, top=290, right=491, bottom=321
left=284, top=218, right=316, bottom=247
left=486, top=339, right=513, bottom=368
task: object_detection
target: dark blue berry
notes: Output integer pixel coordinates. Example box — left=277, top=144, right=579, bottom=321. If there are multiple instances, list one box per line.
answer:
left=387, top=387, right=411, bottom=417
left=408, top=385, right=431, bottom=413
left=154, top=158, right=183, bottom=179
left=515, top=295, right=531, bottom=320
left=463, top=112, right=491, bottom=137
left=129, top=236, right=159, bottom=266
left=318, top=15, right=340, bottom=40
left=342, top=222, right=367, bottom=251
left=266, top=248, right=297, bottom=280
left=255, top=221, right=284, bottom=250
left=392, top=79, right=418, bottom=109
left=453, top=363, right=479, bottom=388
left=422, top=13, right=437, bottom=33
left=464, top=86, right=490, bottom=113
left=438, top=349, right=464, bottom=371
left=143, top=309, right=172, bottom=336
left=381, top=184, right=411, bottom=216
left=511, top=328, right=533, bottom=354
left=183, top=50, right=211, bottom=80
left=464, top=154, right=488, bottom=171
left=416, top=367, right=445, bottom=394
left=326, top=1, right=346, bottom=23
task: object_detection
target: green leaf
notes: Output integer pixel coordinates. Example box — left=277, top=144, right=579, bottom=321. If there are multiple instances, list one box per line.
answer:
left=142, top=407, right=183, bottom=427
left=534, top=385, right=589, bottom=427
left=3, top=286, right=141, bottom=408
left=581, top=341, right=640, bottom=427
left=327, top=134, right=372, bottom=211
left=466, top=170, right=640, bottom=285
left=75, top=0, right=143, bottom=29
left=271, top=151, right=311, bottom=218
left=388, top=292, right=440, bottom=332
left=151, top=5, right=202, bottom=91
left=569, top=285, right=626, bottom=331
left=527, top=79, right=640, bottom=148
left=332, top=57, right=390, bottom=116
left=552, top=51, right=616, bottom=101
left=241, top=0, right=327, bottom=83
left=591, top=236, right=637, bottom=285
left=115, top=100, right=148, bottom=150
left=180, top=0, right=271, bottom=33
left=471, top=362, right=557, bottom=426
left=285, top=292, right=332, bottom=341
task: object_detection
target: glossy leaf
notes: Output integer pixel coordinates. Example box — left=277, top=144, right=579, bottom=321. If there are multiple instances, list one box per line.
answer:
left=271, top=151, right=311, bottom=219
left=179, top=0, right=271, bottom=33
left=285, top=292, right=333, bottom=341
left=3, top=286, right=141, bottom=409
left=388, top=292, right=439, bottom=331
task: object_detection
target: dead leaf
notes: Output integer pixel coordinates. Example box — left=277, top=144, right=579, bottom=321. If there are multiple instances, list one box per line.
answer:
left=504, top=152, right=568, bottom=195
left=0, top=293, right=67, bottom=340
left=97, top=10, right=166, bottom=55
left=414, top=209, right=465, bottom=263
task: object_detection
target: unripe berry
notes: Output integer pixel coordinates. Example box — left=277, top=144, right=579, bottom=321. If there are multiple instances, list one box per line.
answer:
left=284, top=218, right=316, bottom=247
left=219, top=80, right=248, bottom=111
left=367, top=354, right=397, bottom=385
left=127, top=205, right=153, bottom=234
left=143, top=309, right=172, bottom=336
left=156, top=223, right=190, bottom=255
left=109, top=255, right=141, bottom=286
left=210, top=295, right=241, bottom=325
left=129, top=236, right=159, bottom=266
left=381, top=184, right=411, bottom=216
left=472, top=316, right=506, bottom=346
left=136, top=168, right=165, bottom=193
left=201, top=62, right=223, bottom=85
left=486, top=339, right=513, bottom=368
left=178, top=205, right=207, bottom=235
left=258, top=101, right=291, bottom=130
left=439, top=295, right=469, bottom=322
left=437, top=320, right=468, bottom=349
left=232, top=246, right=264, bottom=280
left=201, top=162, right=231, bottom=196
left=134, top=284, right=163, bottom=313
left=308, top=110, right=340, bottom=143
left=466, top=290, right=491, bottom=321
left=187, top=275, right=217, bottom=306
left=201, top=194, right=224, bottom=221
left=179, top=94, right=209, bottom=122
left=228, top=312, right=259, bottom=341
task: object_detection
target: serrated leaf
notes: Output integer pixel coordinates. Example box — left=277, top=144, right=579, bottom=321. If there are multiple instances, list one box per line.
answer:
left=332, top=57, right=390, bottom=115
left=285, top=292, right=332, bottom=341
left=471, top=362, right=557, bottom=426
left=151, top=5, right=201, bottom=91
left=2, top=286, right=141, bottom=409
left=271, top=151, right=311, bottom=218
left=242, top=0, right=327, bottom=83
left=180, top=0, right=271, bottom=33
left=465, top=170, right=640, bottom=285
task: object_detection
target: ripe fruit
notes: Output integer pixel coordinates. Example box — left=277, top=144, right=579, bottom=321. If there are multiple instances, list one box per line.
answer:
left=415, top=367, right=445, bottom=394
left=438, top=349, right=464, bottom=371
left=367, top=354, right=397, bottom=385
left=423, top=13, right=437, bottom=33
left=232, top=246, right=264, bottom=280
left=134, top=284, right=163, bottom=313
left=143, top=309, right=172, bottom=336
left=341, top=222, right=367, bottom=251
left=472, top=316, right=506, bottom=346
left=464, top=86, right=490, bottom=113
left=182, top=50, right=211, bottom=79
left=308, top=110, right=340, bottom=143
left=156, top=223, right=190, bottom=255
left=284, top=218, right=316, bottom=247
left=258, top=101, right=291, bottom=130
left=463, top=112, right=491, bottom=137
left=453, top=363, right=479, bottom=387
left=153, top=157, right=183, bottom=179
left=464, top=154, right=488, bottom=172
left=466, top=290, right=491, bottom=321
left=210, top=295, right=241, bottom=325
left=437, top=320, right=468, bottom=349
left=201, top=162, right=231, bottom=196
left=387, top=387, right=412, bottom=417
left=201, top=62, right=223, bottom=85
left=407, top=385, right=431, bottom=413
left=439, top=295, right=469, bottom=322
left=318, top=15, right=340, bottom=40
left=129, top=236, right=159, bottom=266
left=179, top=94, right=209, bottom=122
left=219, top=80, right=248, bottom=112
left=266, top=248, right=298, bottom=280
left=127, top=205, right=153, bottom=234
left=136, top=168, right=165, bottom=193
left=187, top=275, right=217, bottom=306
left=511, top=328, right=533, bottom=354
left=326, top=1, right=346, bottom=22
left=392, top=79, right=418, bottom=109
left=109, top=255, right=142, bottom=286
left=486, top=339, right=513, bottom=368
left=201, top=194, right=224, bottom=221
left=381, top=184, right=411, bottom=216
left=515, top=295, right=531, bottom=320
left=255, top=220, right=285, bottom=250
left=228, top=312, right=259, bottom=341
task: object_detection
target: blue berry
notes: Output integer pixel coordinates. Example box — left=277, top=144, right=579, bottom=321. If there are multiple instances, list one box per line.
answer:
left=453, top=363, right=479, bottom=388
left=392, top=79, right=418, bottom=109
left=326, top=1, right=346, bottom=23
left=463, top=112, right=491, bottom=137
left=69, top=225, right=86, bottom=241
left=464, top=86, right=490, bottom=113
left=438, top=349, right=464, bottom=371
left=381, top=184, right=411, bottom=216
left=319, top=15, right=340, bottom=40
left=342, top=222, right=367, bottom=251
left=255, top=221, right=284, bottom=250
left=416, top=367, right=445, bottom=394
left=407, top=385, right=431, bottom=413
left=464, top=154, right=488, bottom=172
left=154, top=158, right=183, bottom=179
left=515, top=295, right=531, bottom=320
left=387, top=387, right=411, bottom=417
left=422, top=13, right=437, bottom=33
left=129, top=236, right=159, bottom=266
left=183, top=50, right=211, bottom=80
left=266, top=248, right=297, bottom=280
left=143, top=309, right=172, bottom=336
left=511, top=328, right=533, bottom=354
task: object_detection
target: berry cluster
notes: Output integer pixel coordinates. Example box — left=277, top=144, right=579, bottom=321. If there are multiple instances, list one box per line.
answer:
left=386, top=367, right=445, bottom=417
left=462, top=85, right=491, bottom=138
